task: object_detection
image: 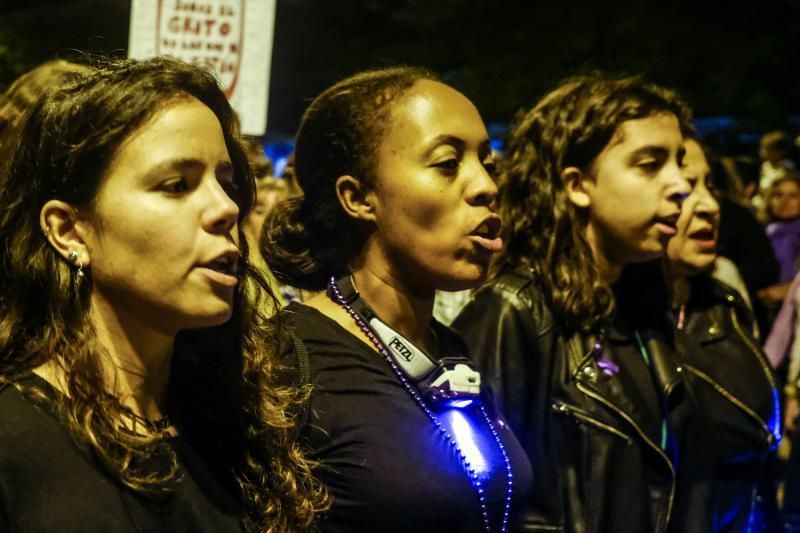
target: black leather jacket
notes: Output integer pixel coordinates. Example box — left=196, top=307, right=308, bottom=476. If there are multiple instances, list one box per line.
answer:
left=453, top=268, right=690, bottom=533
left=669, top=275, right=780, bottom=533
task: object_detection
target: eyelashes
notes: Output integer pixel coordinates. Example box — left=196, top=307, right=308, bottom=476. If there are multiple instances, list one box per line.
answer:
left=431, top=158, right=497, bottom=177
left=160, top=178, right=190, bottom=194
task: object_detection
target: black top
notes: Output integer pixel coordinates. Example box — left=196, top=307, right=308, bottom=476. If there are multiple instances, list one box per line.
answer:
left=0, top=375, right=243, bottom=533
left=281, top=302, right=532, bottom=533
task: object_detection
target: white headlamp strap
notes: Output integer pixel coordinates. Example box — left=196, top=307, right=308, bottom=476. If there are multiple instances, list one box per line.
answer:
left=329, top=274, right=481, bottom=401
left=331, top=275, right=439, bottom=381
left=368, top=317, right=438, bottom=381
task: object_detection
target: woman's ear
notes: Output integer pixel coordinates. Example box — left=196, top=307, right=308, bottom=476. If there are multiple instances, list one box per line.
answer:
left=335, top=175, right=377, bottom=222
left=40, top=200, right=91, bottom=267
left=562, top=166, right=592, bottom=208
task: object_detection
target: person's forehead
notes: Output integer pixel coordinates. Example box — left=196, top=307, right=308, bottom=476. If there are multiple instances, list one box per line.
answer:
left=684, top=141, right=709, bottom=169
left=608, top=112, right=680, bottom=146
left=381, top=80, right=488, bottom=151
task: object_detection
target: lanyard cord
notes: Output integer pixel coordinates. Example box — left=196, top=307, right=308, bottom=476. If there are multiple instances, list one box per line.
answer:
left=633, top=330, right=669, bottom=451
left=328, top=276, right=514, bottom=533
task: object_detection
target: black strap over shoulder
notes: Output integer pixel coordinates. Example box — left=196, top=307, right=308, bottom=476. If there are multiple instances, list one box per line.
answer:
left=327, top=274, right=376, bottom=321
left=290, top=330, right=312, bottom=437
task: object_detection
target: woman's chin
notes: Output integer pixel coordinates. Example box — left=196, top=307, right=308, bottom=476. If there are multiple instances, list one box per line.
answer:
left=178, top=305, right=234, bottom=331
left=436, top=269, right=488, bottom=292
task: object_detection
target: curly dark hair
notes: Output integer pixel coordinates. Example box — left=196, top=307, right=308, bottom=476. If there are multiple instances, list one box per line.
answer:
left=261, top=66, right=438, bottom=291
left=496, top=72, right=693, bottom=334
left=0, top=56, right=326, bottom=531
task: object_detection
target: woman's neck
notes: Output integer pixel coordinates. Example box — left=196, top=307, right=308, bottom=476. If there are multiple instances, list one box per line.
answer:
left=670, top=274, right=692, bottom=309
left=586, top=226, right=623, bottom=283
left=349, top=267, right=437, bottom=353
left=305, top=258, right=438, bottom=356
left=37, top=293, right=175, bottom=422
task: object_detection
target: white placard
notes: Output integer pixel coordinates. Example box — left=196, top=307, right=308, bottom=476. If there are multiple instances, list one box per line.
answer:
left=128, top=0, right=276, bottom=136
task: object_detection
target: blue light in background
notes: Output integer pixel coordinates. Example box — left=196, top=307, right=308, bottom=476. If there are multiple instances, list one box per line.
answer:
left=263, top=140, right=295, bottom=177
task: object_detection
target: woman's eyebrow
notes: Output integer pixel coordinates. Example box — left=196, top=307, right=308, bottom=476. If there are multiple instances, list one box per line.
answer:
left=627, top=146, right=669, bottom=161
left=143, top=157, right=206, bottom=179
left=421, top=134, right=465, bottom=158
left=420, top=134, right=491, bottom=158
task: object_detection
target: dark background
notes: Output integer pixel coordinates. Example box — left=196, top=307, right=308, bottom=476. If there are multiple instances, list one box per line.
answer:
left=2, top=0, right=799, bottom=144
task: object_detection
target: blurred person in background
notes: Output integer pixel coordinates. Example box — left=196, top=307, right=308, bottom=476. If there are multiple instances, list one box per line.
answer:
left=759, top=175, right=800, bottom=308
left=720, top=155, right=762, bottom=207
left=241, top=136, right=288, bottom=308
left=760, top=131, right=797, bottom=190
left=0, top=59, right=91, bottom=171
left=765, top=262, right=800, bottom=531
left=712, top=154, right=780, bottom=335
left=754, top=131, right=798, bottom=222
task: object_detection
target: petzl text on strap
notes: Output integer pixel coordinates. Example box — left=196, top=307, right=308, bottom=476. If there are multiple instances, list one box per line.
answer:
left=328, top=275, right=481, bottom=401
left=329, top=275, right=440, bottom=380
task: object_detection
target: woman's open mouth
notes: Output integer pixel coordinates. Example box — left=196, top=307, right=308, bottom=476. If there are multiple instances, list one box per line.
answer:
left=469, top=216, right=503, bottom=252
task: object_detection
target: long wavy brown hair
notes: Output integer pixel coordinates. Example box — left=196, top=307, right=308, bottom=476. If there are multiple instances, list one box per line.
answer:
left=0, top=57, right=326, bottom=531
left=496, top=72, right=693, bottom=334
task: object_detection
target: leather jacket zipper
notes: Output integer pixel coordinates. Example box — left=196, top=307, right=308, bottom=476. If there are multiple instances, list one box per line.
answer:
left=730, top=306, right=779, bottom=402
left=576, top=381, right=676, bottom=532
left=683, top=305, right=779, bottom=446
left=682, top=364, right=775, bottom=446
left=680, top=305, right=779, bottom=526
left=726, top=306, right=779, bottom=444
left=552, top=401, right=632, bottom=443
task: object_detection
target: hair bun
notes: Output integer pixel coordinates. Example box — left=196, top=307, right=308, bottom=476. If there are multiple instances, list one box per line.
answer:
left=261, top=195, right=341, bottom=291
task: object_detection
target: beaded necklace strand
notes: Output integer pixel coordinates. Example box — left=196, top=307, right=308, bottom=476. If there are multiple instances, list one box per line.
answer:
left=328, top=277, right=514, bottom=533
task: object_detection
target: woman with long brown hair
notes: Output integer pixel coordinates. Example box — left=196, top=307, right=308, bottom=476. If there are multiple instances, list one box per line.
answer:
left=0, top=57, right=325, bottom=532
left=453, top=73, right=693, bottom=532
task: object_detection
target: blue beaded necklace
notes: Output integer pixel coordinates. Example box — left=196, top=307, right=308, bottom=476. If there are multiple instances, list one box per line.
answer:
left=328, top=276, right=514, bottom=533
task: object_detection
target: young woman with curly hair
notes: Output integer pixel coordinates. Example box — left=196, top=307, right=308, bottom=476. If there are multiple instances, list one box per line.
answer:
left=0, top=56, right=325, bottom=532
left=453, top=73, right=693, bottom=532
left=262, top=66, right=532, bottom=532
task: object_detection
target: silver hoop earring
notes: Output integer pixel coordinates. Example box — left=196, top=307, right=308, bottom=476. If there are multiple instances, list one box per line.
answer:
left=68, top=250, right=85, bottom=281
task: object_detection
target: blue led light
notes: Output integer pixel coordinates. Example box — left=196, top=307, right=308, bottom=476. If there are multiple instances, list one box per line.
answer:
left=446, top=398, right=475, bottom=409
left=328, top=277, right=514, bottom=533
left=769, top=386, right=782, bottom=448
left=439, top=408, right=490, bottom=476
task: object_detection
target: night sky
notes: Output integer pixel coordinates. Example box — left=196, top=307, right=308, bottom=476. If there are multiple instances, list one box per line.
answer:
left=2, top=0, right=799, bottom=143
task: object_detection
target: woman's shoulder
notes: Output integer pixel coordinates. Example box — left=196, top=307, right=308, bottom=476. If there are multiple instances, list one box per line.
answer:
left=463, top=268, right=553, bottom=323
left=0, top=380, right=109, bottom=504
left=276, top=301, right=381, bottom=373
left=690, top=273, right=749, bottom=313
left=0, top=380, right=94, bottom=481
left=280, top=301, right=348, bottom=339
left=279, top=301, right=358, bottom=349
left=0, top=381, right=62, bottom=445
